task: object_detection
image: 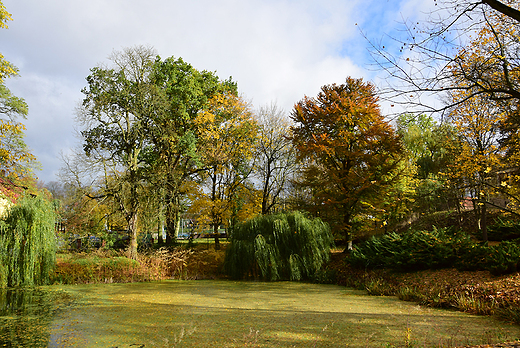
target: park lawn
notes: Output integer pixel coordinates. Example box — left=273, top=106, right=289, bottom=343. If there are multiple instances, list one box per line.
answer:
left=46, top=280, right=520, bottom=347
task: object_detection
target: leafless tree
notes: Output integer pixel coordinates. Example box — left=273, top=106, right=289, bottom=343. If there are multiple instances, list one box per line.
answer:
left=254, top=103, right=298, bottom=215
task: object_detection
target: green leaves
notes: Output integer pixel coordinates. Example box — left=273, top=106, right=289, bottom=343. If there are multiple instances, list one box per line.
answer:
left=225, top=211, right=334, bottom=281
left=0, top=195, right=57, bottom=288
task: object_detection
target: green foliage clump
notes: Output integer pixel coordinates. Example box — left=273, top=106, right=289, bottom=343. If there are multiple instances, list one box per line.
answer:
left=486, top=239, right=520, bottom=275
left=225, top=211, right=334, bottom=281
left=0, top=195, right=56, bottom=288
left=348, top=227, right=520, bottom=275
left=453, top=240, right=489, bottom=271
left=348, top=227, right=460, bottom=271
left=487, top=217, right=520, bottom=241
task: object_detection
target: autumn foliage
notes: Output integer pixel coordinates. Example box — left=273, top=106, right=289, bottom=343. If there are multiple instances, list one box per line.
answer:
left=291, top=77, right=403, bottom=247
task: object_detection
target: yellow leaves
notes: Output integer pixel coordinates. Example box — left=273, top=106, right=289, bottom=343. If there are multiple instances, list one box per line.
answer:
left=0, top=2, right=12, bottom=29
left=0, top=3, right=16, bottom=83
left=0, top=119, right=37, bottom=177
left=0, top=53, right=17, bottom=83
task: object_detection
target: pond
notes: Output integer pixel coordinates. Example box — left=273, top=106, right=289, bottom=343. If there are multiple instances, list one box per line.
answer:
left=1, top=280, right=520, bottom=347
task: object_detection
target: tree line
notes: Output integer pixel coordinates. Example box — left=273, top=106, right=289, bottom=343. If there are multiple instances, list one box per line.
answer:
left=2, top=1, right=520, bottom=260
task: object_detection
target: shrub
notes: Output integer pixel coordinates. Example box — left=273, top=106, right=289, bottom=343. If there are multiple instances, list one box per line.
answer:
left=487, top=217, right=520, bottom=241
left=348, top=227, right=459, bottom=271
left=224, top=211, right=334, bottom=281
left=454, top=240, right=489, bottom=271
left=348, top=227, right=520, bottom=276
left=52, top=255, right=141, bottom=284
left=486, top=239, right=520, bottom=275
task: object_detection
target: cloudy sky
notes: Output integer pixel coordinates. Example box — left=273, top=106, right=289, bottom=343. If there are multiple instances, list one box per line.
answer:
left=2, top=0, right=433, bottom=184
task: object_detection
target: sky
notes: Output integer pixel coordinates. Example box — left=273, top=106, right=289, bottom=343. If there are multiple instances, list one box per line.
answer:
left=2, top=0, right=434, bottom=184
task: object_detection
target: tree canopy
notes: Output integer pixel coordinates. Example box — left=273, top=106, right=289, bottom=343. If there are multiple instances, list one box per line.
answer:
left=291, top=77, right=403, bottom=249
left=0, top=1, right=37, bottom=181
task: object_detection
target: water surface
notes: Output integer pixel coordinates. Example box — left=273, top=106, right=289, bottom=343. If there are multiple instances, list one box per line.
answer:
left=2, top=281, right=520, bottom=347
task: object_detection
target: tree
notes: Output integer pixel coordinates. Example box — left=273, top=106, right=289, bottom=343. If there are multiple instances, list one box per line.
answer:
left=188, top=92, right=259, bottom=249
left=0, top=195, right=56, bottom=288
left=396, top=114, right=458, bottom=215
left=0, top=3, right=38, bottom=179
left=78, top=46, right=158, bottom=259
left=444, top=88, right=509, bottom=240
left=368, top=1, right=520, bottom=116
left=0, top=1, right=17, bottom=84
left=254, top=104, right=298, bottom=215
left=146, top=57, right=230, bottom=244
left=224, top=211, right=333, bottom=281
left=291, top=77, right=403, bottom=250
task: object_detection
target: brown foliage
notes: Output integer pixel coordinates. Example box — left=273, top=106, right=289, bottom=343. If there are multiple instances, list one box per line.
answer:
left=291, top=77, right=403, bottom=243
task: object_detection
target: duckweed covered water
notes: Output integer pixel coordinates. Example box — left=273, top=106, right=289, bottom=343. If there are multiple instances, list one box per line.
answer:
left=2, top=281, right=520, bottom=347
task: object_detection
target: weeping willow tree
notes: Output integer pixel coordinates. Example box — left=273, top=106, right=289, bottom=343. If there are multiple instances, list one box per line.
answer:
left=0, top=195, right=57, bottom=288
left=225, top=211, right=334, bottom=281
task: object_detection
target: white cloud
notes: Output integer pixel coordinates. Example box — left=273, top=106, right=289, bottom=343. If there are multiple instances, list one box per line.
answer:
left=2, top=0, right=431, bottom=183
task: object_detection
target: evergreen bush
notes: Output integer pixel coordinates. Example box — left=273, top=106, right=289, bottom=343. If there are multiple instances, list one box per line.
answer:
left=224, top=211, right=334, bottom=281
left=348, top=228, right=520, bottom=276
left=487, top=217, right=520, bottom=241
left=0, top=195, right=57, bottom=288
left=453, top=240, right=488, bottom=271
left=487, top=239, right=520, bottom=275
left=348, top=227, right=463, bottom=271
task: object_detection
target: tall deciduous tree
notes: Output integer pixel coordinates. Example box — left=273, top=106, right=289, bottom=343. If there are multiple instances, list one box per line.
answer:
left=0, top=1, right=17, bottom=84
left=369, top=0, right=520, bottom=116
left=445, top=88, right=508, bottom=240
left=146, top=57, right=230, bottom=244
left=254, top=104, right=297, bottom=215
left=396, top=114, right=457, bottom=215
left=189, top=92, right=259, bottom=249
left=291, top=77, right=403, bottom=250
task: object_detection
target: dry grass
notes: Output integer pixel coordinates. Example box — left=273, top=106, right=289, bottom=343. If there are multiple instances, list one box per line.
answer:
left=52, top=246, right=227, bottom=284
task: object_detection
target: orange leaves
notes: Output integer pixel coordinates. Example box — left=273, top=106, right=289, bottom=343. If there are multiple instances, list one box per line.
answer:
left=291, top=77, right=403, bottom=241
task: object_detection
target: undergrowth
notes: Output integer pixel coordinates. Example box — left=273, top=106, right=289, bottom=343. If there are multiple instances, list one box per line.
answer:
left=52, top=246, right=225, bottom=284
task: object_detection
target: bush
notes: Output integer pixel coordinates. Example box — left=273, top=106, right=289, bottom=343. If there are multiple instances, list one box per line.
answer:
left=348, top=227, right=520, bottom=276
left=348, top=227, right=460, bottom=271
left=486, top=239, right=520, bottom=275
left=487, top=217, right=520, bottom=241
left=454, top=240, right=489, bottom=271
left=224, top=211, right=334, bottom=281
left=52, top=255, right=141, bottom=284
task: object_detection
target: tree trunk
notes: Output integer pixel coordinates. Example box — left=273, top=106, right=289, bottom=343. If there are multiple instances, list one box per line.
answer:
left=343, top=212, right=353, bottom=253
left=479, top=200, right=488, bottom=242
left=213, top=223, right=220, bottom=250
left=165, top=193, right=179, bottom=245
left=261, top=173, right=270, bottom=215
left=157, top=218, right=164, bottom=245
left=127, top=213, right=138, bottom=260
